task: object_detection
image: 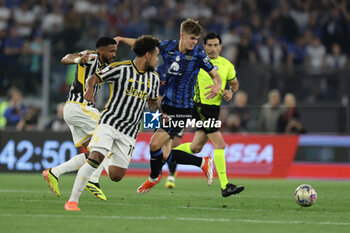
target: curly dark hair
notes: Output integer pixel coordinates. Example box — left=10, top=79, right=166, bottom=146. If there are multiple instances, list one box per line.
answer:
left=132, top=35, right=160, bottom=57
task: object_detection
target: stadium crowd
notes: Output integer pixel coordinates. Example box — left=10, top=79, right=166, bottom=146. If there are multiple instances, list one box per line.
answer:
left=0, top=0, right=349, bottom=132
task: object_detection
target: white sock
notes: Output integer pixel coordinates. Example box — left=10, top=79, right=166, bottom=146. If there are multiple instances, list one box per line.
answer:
left=89, top=163, right=104, bottom=183
left=51, top=153, right=86, bottom=178
left=200, top=158, right=205, bottom=168
left=69, top=162, right=96, bottom=203
left=148, top=176, right=158, bottom=182
left=102, top=157, right=110, bottom=176
left=167, top=175, right=175, bottom=182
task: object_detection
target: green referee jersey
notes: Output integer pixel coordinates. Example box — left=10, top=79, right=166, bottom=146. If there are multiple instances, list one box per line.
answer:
left=194, top=56, right=236, bottom=106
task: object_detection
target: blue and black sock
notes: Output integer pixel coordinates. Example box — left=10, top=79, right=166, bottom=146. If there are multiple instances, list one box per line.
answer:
left=168, top=149, right=202, bottom=167
left=150, top=148, right=163, bottom=179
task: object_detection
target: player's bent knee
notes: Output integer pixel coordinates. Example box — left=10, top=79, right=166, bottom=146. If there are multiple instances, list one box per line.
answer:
left=191, top=146, right=202, bottom=153
left=149, top=140, right=161, bottom=152
left=109, top=174, right=123, bottom=182
left=108, top=166, right=126, bottom=182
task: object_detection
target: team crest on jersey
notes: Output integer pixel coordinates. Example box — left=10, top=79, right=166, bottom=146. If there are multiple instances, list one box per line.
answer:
left=214, top=65, right=219, bottom=71
left=203, top=56, right=210, bottom=65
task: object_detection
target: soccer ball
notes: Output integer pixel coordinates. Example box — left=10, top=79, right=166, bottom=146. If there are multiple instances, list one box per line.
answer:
left=294, top=184, right=317, bottom=207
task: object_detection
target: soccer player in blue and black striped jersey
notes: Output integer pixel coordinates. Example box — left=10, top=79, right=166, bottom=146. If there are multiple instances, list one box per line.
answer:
left=115, top=19, right=222, bottom=193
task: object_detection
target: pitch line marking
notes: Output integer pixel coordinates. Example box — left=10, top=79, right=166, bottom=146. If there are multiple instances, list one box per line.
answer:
left=16, top=199, right=350, bottom=216
left=1, top=213, right=349, bottom=226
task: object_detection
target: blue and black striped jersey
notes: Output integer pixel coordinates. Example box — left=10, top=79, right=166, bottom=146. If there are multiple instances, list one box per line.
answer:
left=155, top=63, right=167, bottom=96
left=159, top=40, right=214, bottom=108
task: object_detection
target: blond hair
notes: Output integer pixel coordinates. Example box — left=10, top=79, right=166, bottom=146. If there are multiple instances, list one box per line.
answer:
left=180, top=18, right=202, bottom=36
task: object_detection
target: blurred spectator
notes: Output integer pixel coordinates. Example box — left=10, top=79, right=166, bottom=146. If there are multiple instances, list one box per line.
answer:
left=287, top=37, right=306, bottom=67
left=46, top=102, right=69, bottom=132
left=4, top=27, right=23, bottom=90
left=19, top=34, right=43, bottom=94
left=28, top=34, right=44, bottom=92
left=305, top=36, right=326, bottom=74
left=4, top=27, right=23, bottom=64
left=0, top=85, right=13, bottom=129
left=290, top=0, right=311, bottom=32
left=277, top=93, right=306, bottom=134
left=16, top=105, right=40, bottom=131
left=236, top=35, right=256, bottom=65
left=325, top=43, right=347, bottom=69
left=257, top=36, right=283, bottom=69
left=270, top=4, right=298, bottom=43
left=221, top=26, right=240, bottom=64
left=322, top=7, right=349, bottom=54
left=13, top=2, right=36, bottom=39
left=227, top=90, right=250, bottom=132
left=0, top=0, right=10, bottom=31
left=258, top=89, right=284, bottom=133
left=3, top=87, right=29, bottom=129
left=41, top=4, right=64, bottom=37
left=226, top=113, right=241, bottom=133
left=32, top=0, right=51, bottom=22
left=0, top=28, right=6, bottom=92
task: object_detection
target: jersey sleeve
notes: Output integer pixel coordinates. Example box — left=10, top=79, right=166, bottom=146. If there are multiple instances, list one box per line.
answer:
left=159, top=40, right=172, bottom=55
left=198, top=49, right=214, bottom=72
left=149, top=73, right=160, bottom=100
left=155, top=64, right=167, bottom=96
left=227, top=61, right=237, bottom=81
left=95, top=64, right=120, bottom=83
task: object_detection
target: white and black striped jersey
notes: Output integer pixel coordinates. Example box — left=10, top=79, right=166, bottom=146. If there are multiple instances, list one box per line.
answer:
left=66, top=50, right=105, bottom=107
left=95, top=60, right=160, bottom=139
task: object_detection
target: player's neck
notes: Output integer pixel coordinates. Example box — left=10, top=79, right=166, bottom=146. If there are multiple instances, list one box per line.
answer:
left=178, top=40, right=188, bottom=53
left=133, top=58, right=145, bottom=73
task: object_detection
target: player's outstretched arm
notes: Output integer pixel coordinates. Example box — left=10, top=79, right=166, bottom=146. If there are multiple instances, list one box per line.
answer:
left=84, top=74, right=101, bottom=105
left=114, top=36, right=136, bottom=47
left=61, top=51, right=94, bottom=65
left=205, top=68, right=222, bottom=99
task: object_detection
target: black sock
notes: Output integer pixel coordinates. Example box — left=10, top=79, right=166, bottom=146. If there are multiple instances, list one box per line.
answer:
left=167, top=161, right=177, bottom=176
left=87, top=158, right=100, bottom=169
left=169, top=149, right=202, bottom=167
left=159, top=161, right=166, bottom=176
left=150, top=148, right=163, bottom=179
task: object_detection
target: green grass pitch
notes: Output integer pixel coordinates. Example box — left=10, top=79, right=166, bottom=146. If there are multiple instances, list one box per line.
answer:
left=0, top=173, right=349, bottom=233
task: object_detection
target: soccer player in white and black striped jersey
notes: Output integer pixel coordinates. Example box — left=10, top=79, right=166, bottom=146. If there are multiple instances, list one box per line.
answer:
left=64, top=35, right=161, bottom=211
left=43, top=37, right=117, bottom=201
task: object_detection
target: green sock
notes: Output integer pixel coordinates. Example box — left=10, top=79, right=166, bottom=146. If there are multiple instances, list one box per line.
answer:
left=214, top=149, right=228, bottom=189
left=174, top=142, right=193, bottom=154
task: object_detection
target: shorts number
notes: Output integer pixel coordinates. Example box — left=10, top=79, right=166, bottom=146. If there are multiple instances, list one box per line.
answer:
left=127, top=145, right=135, bottom=157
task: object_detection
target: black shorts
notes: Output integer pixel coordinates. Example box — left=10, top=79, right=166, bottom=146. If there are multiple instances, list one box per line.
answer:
left=160, top=105, right=192, bottom=139
left=193, top=104, right=221, bottom=134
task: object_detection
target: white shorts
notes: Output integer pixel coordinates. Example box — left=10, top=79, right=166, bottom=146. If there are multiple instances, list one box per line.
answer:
left=88, top=124, right=136, bottom=169
left=63, top=102, right=101, bottom=147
